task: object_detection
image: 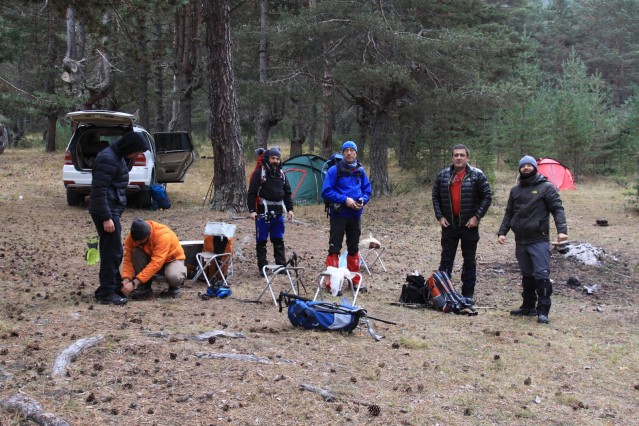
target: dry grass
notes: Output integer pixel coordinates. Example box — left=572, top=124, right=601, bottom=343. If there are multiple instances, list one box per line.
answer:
left=1, top=149, right=639, bottom=425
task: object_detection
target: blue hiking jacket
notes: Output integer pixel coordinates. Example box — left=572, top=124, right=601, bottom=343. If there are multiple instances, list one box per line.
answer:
left=321, top=160, right=372, bottom=218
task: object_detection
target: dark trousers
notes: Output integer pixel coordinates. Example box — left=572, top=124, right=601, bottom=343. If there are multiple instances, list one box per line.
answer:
left=328, top=216, right=361, bottom=255
left=91, top=214, right=123, bottom=299
left=439, top=224, right=479, bottom=295
left=515, top=241, right=553, bottom=314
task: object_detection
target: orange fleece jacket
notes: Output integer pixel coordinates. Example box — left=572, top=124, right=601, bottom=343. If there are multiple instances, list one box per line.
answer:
left=122, top=220, right=185, bottom=284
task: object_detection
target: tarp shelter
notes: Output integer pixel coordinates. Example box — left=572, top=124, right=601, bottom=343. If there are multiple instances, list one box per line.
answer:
left=282, top=154, right=327, bottom=205
left=537, top=158, right=576, bottom=190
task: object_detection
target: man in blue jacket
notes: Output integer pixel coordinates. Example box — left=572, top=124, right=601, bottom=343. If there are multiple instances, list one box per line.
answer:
left=89, top=131, right=149, bottom=305
left=321, top=141, right=372, bottom=288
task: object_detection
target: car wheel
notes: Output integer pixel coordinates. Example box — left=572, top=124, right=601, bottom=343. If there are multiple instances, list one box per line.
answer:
left=135, top=185, right=152, bottom=209
left=66, top=187, right=85, bottom=206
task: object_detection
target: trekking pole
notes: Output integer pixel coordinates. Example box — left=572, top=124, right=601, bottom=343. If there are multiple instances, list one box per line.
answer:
left=202, top=176, right=214, bottom=207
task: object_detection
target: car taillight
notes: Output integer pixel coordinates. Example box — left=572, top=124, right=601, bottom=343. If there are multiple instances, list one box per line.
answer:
left=133, top=153, right=147, bottom=166
left=64, top=150, right=73, bottom=165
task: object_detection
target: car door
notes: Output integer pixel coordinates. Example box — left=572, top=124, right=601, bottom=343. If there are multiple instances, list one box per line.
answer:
left=153, top=132, right=195, bottom=183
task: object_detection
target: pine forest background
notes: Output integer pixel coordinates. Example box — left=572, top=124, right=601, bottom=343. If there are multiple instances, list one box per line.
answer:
left=2, top=0, right=639, bottom=210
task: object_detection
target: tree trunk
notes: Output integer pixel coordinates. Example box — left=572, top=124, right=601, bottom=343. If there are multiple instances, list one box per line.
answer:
left=290, top=122, right=305, bottom=157
left=135, top=14, right=150, bottom=129
left=45, top=3, right=57, bottom=152
left=254, top=0, right=282, bottom=149
left=369, top=110, right=391, bottom=197
left=356, top=105, right=371, bottom=161
left=204, top=0, right=247, bottom=212
left=169, top=1, right=203, bottom=133
left=84, top=12, right=115, bottom=109
left=61, top=7, right=84, bottom=101
left=0, top=123, right=8, bottom=155
left=153, top=19, right=166, bottom=132
left=320, top=67, right=335, bottom=159
left=397, top=118, right=411, bottom=169
left=307, top=102, right=317, bottom=153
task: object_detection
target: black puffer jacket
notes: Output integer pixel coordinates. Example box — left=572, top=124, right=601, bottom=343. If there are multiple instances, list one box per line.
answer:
left=497, top=173, right=568, bottom=244
left=89, top=131, right=149, bottom=220
left=432, top=164, right=492, bottom=226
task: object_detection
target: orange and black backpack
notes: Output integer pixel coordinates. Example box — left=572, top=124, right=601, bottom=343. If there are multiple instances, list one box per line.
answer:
left=399, top=271, right=476, bottom=315
left=427, top=271, right=476, bottom=315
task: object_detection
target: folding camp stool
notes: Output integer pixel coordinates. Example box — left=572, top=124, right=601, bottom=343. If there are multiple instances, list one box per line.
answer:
left=314, top=270, right=363, bottom=306
left=190, top=222, right=236, bottom=288
left=359, top=245, right=387, bottom=275
left=256, top=265, right=306, bottom=306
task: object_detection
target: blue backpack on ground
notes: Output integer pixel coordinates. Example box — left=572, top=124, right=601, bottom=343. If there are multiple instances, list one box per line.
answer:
left=277, top=292, right=394, bottom=340
left=150, top=184, right=171, bottom=209
left=287, top=298, right=362, bottom=332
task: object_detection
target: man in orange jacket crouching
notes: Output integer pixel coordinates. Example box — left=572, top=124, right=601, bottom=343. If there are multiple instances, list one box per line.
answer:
left=121, top=219, right=187, bottom=299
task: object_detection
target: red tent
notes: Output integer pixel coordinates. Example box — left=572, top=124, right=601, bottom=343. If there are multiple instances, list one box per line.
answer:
left=537, top=158, right=576, bottom=190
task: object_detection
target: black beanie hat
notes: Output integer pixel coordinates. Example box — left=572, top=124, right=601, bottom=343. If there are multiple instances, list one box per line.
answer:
left=131, top=219, right=151, bottom=241
left=116, top=131, right=149, bottom=157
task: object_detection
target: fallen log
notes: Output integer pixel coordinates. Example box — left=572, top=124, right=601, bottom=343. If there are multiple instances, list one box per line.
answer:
left=145, top=330, right=246, bottom=340
left=299, top=383, right=385, bottom=413
left=299, top=383, right=337, bottom=402
left=194, top=352, right=271, bottom=364
left=52, top=335, right=104, bottom=379
left=0, top=394, right=70, bottom=426
left=192, top=330, right=246, bottom=340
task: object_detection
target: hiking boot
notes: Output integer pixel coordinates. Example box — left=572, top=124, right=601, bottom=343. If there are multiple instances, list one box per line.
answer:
left=96, top=293, right=128, bottom=306
left=355, top=285, right=368, bottom=293
left=131, top=283, right=153, bottom=300
left=510, top=307, right=537, bottom=316
left=159, top=286, right=181, bottom=299
left=537, top=314, right=549, bottom=324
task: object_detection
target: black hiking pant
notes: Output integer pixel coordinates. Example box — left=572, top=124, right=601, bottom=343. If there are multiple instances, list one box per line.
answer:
left=438, top=223, right=479, bottom=296
left=328, top=216, right=361, bottom=256
left=91, top=214, right=123, bottom=299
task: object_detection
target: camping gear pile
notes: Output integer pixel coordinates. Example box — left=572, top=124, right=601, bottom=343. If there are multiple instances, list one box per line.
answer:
left=399, top=271, right=477, bottom=315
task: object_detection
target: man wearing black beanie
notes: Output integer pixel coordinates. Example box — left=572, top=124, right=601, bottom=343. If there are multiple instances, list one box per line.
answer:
left=121, top=219, right=187, bottom=300
left=89, top=131, right=149, bottom=305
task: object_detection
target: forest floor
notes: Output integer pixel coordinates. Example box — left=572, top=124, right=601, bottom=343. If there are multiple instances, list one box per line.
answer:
left=1, top=149, right=639, bottom=426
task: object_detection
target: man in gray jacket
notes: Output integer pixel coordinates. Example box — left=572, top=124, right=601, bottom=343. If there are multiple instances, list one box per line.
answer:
left=497, top=156, right=568, bottom=324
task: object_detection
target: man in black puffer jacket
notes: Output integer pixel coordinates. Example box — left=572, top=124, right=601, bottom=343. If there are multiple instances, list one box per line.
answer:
left=432, top=144, right=492, bottom=303
left=89, top=131, right=149, bottom=305
left=498, top=156, right=568, bottom=324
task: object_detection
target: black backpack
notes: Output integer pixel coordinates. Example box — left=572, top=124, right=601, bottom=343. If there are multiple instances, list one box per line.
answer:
left=399, top=274, right=428, bottom=305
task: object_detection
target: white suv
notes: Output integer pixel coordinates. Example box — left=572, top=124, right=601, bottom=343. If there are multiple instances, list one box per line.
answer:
left=62, top=110, right=195, bottom=208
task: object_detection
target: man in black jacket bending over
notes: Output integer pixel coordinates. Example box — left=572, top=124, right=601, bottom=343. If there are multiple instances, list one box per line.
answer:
left=89, top=131, right=149, bottom=305
left=432, top=144, right=492, bottom=303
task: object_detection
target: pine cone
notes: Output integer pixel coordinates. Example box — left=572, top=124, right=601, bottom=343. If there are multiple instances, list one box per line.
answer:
left=368, top=404, right=381, bottom=417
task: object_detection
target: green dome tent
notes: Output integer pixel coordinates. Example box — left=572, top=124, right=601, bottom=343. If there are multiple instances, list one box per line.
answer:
left=282, top=154, right=327, bottom=205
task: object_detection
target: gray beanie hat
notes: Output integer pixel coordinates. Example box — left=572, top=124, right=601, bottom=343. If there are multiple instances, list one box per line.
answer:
left=518, top=155, right=537, bottom=172
left=267, top=147, right=281, bottom=158
left=131, top=219, right=151, bottom=241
